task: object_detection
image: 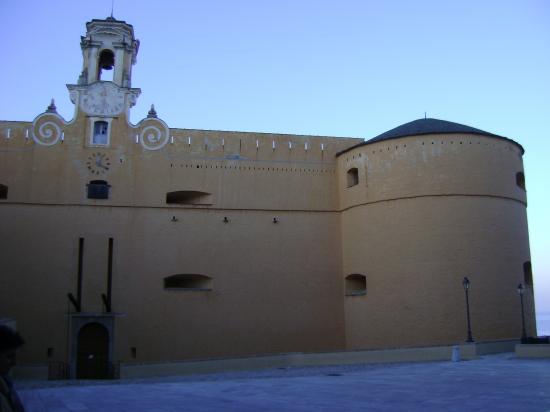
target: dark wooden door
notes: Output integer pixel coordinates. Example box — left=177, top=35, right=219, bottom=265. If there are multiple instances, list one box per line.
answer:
left=76, top=322, right=109, bottom=379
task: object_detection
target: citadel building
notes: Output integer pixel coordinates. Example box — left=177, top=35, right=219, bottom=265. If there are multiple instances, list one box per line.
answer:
left=0, top=16, right=536, bottom=379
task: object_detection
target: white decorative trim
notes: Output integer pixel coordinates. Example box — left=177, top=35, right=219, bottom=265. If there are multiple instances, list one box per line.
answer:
left=88, top=117, right=113, bottom=147
left=138, top=118, right=170, bottom=151
left=87, top=23, right=133, bottom=40
left=32, top=113, right=65, bottom=146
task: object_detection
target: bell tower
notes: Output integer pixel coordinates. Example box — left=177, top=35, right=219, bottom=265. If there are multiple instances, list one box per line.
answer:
left=78, top=16, right=140, bottom=87
left=67, top=16, right=141, bottom=146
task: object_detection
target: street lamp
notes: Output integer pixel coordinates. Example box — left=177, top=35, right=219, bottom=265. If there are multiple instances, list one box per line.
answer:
left=517, top=283, right=528, bottom=343
left=462, top=277, right=474, bottom=343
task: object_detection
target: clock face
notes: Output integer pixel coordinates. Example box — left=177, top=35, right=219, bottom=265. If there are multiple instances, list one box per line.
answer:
left=86, top=152, right=111, bottom=175
left=80, top=82, right=125, bottom=116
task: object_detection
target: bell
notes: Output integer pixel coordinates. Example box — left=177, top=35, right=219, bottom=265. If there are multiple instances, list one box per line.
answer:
left=99, top=50, right=115, bottom=70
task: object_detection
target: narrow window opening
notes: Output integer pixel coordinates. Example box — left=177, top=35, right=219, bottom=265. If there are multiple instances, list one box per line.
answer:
left=164, top=274, right=212, bottom=291
left=516, top=172, right=526, bottom=190
left=47, top=347, right=54, bottom=358
left=0, top=184, right=7, bottom=199
left=523, top=262, right=533, bottom=287
left=131, top=347, right=137, bottom=359
left=346, top=167, right=359, bottom=188
left=166, top=191, right=212, bottom=205
left=345, top=274, right=367, bottom=296
left=92, top=121, right=109, bottom=145
left=98, top=49, right=115, bottom=81
left=87, top=180, right=110, bottom=199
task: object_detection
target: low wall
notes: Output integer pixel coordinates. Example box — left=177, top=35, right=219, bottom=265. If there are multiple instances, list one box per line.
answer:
left=120, top=346, right=456, bottom=379
left=515, top=344, right=550, bottom=358
left=475, top=339, right=519, bottom=355
left=120, top=340, right=515, bottom=379
left=12, top=340, right=519, bottom=380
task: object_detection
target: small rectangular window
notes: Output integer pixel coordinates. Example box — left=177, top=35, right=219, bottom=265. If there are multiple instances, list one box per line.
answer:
left=346, top=168, right=359, bottom=187
left=87, top=180, right=110, bottom=199
left=164, top=274, right=212, bottom=291
left=92, top=121, right=109, bottom=145
left=166, top=191, right=212, bottom=205
left=346, top=274, right=367, bottom=296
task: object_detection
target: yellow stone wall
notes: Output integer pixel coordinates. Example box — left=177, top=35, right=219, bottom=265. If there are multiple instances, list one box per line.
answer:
left=0, top=109, right=535, bottom=369
left=0, top=113, right=356, bottom=365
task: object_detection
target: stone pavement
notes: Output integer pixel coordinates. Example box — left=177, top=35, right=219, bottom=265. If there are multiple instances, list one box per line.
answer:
left=17, top=354, right=550, bottom=411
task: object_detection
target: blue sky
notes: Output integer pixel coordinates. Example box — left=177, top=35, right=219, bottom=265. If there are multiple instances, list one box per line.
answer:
left=1, top=1, right=549, bottom=319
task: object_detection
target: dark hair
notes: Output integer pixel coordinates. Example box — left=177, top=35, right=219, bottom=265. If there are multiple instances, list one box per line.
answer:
left=0, top=325, right=25, bottom=352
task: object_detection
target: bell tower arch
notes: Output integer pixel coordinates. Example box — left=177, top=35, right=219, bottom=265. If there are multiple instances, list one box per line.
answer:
left=78, top=16, right=140, bottom=87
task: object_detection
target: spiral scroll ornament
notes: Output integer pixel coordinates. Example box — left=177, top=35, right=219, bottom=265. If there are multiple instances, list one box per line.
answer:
left=139, top=119, right=169, bottom=150
left=32, top=113, right=65, bottom=146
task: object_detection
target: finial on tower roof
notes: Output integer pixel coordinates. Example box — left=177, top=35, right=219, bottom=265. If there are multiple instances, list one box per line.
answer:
left=47, top=99, right=57, bottom=113
left=147, top=104, right=158, bottom=118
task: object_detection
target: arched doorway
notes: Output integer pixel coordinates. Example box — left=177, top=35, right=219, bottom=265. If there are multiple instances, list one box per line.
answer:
left=76, top=322, right=109, bottom=379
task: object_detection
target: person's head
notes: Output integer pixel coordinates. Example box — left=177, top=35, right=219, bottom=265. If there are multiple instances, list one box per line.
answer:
left=0, top=325, right=25, bottom=375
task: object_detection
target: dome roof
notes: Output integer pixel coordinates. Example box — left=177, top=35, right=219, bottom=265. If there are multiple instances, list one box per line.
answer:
left=337, top=118, right=524, bottom=156
left=368, top=118, right=500, bottom=143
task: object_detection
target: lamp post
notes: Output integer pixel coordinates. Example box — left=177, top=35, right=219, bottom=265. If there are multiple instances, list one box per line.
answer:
left=517, top=283, right=528, bottom=343
left=462, top=277, right=474, bottom=343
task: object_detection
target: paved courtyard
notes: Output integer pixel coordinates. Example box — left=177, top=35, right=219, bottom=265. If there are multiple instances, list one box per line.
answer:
left=17, top=354, right=550, bottom=411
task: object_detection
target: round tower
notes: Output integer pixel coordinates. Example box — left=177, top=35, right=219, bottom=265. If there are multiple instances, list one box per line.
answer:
left=337, top=118, right=535, bottom=349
